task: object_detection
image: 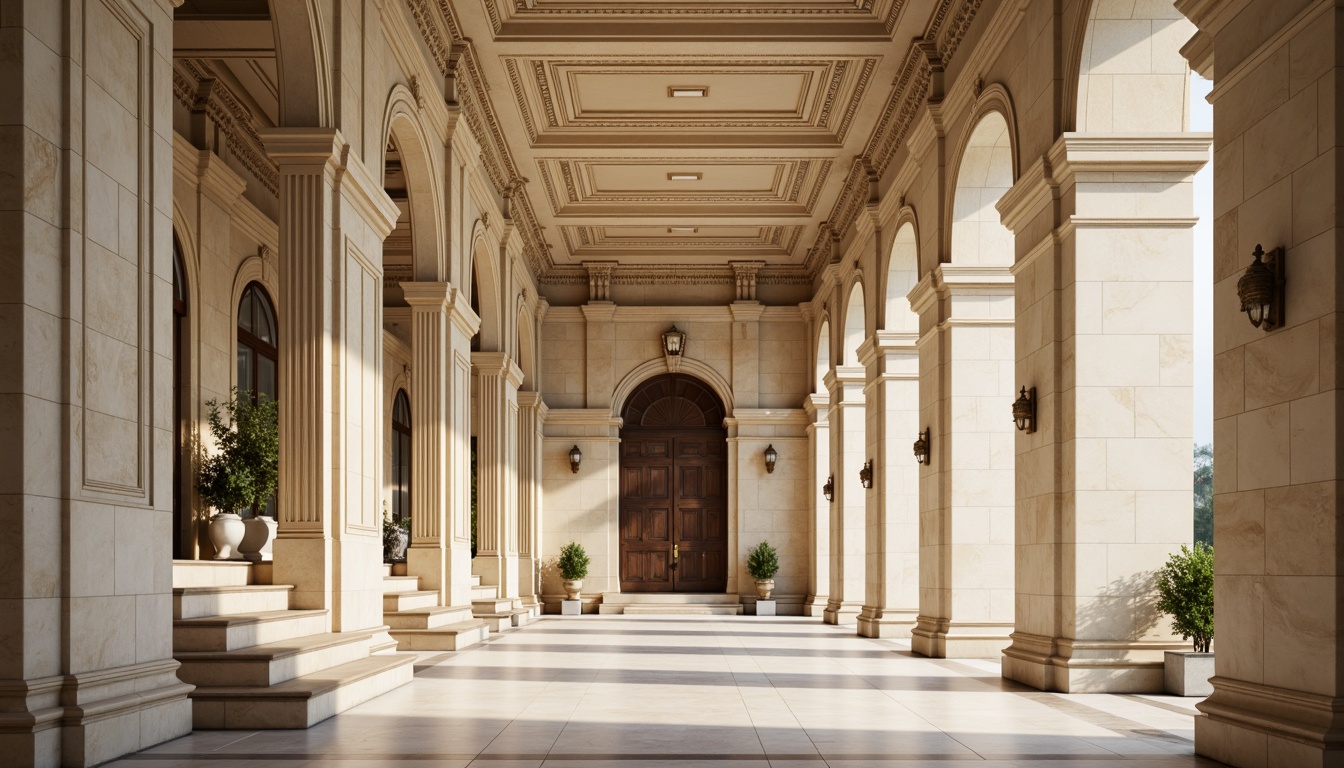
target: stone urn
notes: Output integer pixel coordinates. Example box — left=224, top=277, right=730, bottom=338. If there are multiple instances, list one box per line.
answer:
left=208, top=512, right=246, bottom=560
left=387, top=528, right=409, bottom=561
left=563, top=578, right=584, bottom=600
left=755, top=578, right=775, bottom=600
left=239, top=515, right=278, bottom=562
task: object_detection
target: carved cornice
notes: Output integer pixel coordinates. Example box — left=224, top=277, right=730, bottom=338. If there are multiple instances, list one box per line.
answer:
left=172, top=59, right=279, bottom=195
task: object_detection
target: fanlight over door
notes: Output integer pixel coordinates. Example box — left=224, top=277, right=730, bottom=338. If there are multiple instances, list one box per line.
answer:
left=619, top=374, right=728, bottom=593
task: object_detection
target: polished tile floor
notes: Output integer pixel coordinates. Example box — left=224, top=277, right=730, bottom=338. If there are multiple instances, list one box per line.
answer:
left=113, top=616, right=1224, bottom=767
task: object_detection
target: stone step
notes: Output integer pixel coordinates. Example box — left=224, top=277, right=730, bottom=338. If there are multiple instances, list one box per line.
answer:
left=175, top=629, right=383, bottom=688
left=600, top=593, right=741, bottom=605
left=174, top=609, right=329, bottom=652
left=470, top=584, right=498, bottom=600
left=471, top=574, right=481, bottom=587
left=383, top=604, right=476, bottom=630
left=172, top=560, right=254, bottom=588
left=381, top=576, right=421, bottom=594
left=472, top=597, right=516, bottom=613
left=190, top=653, right=415, bottom=730
left=388, top=620, right=490, bottom=652
left=174, top=585, right=293, bottom=620
left=382, top=590, right=439, bottom=612
left=613, top=605, right=744, bottom=616
left=475, top=610, right=531, bottom=633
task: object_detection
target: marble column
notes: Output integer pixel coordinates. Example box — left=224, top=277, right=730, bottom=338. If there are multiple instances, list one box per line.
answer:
left=262, top=129, right=400, bottom=632
left=857, top=333, right=920, bottom=638
left=823, top=366, right=866, bottom=624
left=472, top=352, right=524, bottom=603
left=998, top=135, right=1205, bottom=692
left=909, top=267, right=1016, bottom=657
left=0, top=1, right=194, bottom=762
left=403, top=282, right=479, bottom=609
left=802, top=394, right=831, bottom=617
left=518, top=391, right=547, bottom=613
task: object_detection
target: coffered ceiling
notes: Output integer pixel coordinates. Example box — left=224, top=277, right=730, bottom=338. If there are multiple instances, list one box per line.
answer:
left=416, top=0, right=970, bottom=288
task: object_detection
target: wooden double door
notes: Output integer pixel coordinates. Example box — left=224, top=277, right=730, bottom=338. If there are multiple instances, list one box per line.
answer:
left=619, top=430, right=728, bottom=593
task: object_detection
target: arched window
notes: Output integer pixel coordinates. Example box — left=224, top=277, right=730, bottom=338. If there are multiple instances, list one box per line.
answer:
left=391, top=390, right=411, bottom=523
left=173, top=236, right=188, bottom=557
left=237, top=283, right=278, bottom=400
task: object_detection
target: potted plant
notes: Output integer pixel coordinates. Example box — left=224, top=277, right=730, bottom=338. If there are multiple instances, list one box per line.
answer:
left=197, top=389, right=279, bottom=561
left=383, top=514, right=411, bottom=562
left=558, top=541, right=590, bottom=600
left=747, top=540, right=779, bottom=599
left=1156, top=542, right=1214, bottom=696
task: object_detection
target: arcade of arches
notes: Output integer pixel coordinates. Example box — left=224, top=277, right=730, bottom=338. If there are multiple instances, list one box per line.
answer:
left=0, top=0, right=1336, bottom=766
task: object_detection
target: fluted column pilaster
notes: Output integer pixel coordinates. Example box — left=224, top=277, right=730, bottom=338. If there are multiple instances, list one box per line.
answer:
left=824, top=366, right=866, bottom=625
left=472, top=352, right=524, bottom=602
left=518, top=391, right=547, bottom=611
left=802, top=394, right=831, bottom=617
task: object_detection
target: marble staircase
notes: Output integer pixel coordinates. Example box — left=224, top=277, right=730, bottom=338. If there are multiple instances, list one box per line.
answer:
left=171, top=560, right=414, bottom=729
left=381, top=571, right=489, bottom=651
left=597, top=593, right=744, bottom=615
left=470, top=573, right=534, bottom=631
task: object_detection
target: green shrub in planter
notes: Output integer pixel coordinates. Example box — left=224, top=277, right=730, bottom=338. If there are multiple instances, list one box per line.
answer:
left=1155, top=542, right=1214, bottom=653
left=382, top=516, right=410, bottom=561
left=197, top=388, right=279, bottom=515
left=558, top=542, right=590, bottom=581
left=747, top=540, right=779, bottom=581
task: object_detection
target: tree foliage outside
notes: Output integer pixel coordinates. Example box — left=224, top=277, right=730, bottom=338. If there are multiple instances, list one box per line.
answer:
left=1194, top=443, right=1213, bottom=547
left=747, top=540, right=780, bottom=580
left=196, top=388, right=279, bottom=516
left=1155, top=542, right=1214, bottom=653
left=558, top=541, right=590, bottom=580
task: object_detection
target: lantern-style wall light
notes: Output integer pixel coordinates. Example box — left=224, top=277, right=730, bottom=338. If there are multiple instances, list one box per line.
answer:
left=1237, top=244, right=1285, bottom=331
left=661, top=325, right=687, bottom=356
left=764, top=444, right=778, bottom=474
left=568, top=445, right=583, bottom=473
left=859, top=460, right=874, bottom=489
left=1012, top=387, right=1036, bottom=433
left=913, top=428, right=931, bottom=465
left=822, top=475, right=834, bottom=502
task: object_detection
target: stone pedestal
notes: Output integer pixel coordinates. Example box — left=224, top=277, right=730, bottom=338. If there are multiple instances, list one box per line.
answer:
left=1165, top=652, right=1214, bottom=697
left=755, top=600, right=777, bottom=616
left=561, top=600, right=582, bottom=616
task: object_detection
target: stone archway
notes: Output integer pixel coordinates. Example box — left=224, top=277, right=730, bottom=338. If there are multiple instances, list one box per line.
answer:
left=618, top=373, right=728, bottom=593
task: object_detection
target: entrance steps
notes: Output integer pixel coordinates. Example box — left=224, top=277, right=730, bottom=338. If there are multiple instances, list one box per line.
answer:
left=171, top=560, right=413, bottom=730
left=469, top=578, right=534, bottom=631
left=381, top=575, right=488, bottom=652
left=598, top=593, right=744, bottom=616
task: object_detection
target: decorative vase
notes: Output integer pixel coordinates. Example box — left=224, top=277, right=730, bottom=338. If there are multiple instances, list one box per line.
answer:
left=755, top=578, right=775, bottom=600
left=563, top=578, right=583, bottom=600
left=239, top=515, right=278, bottom=562
left=389, top=528, right=409, bottom=561
left=208, top=512, right=246, bottom=560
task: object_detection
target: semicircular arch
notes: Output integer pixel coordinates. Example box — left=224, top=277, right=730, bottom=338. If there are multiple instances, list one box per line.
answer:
left=611, top=358, right=735, bottom=422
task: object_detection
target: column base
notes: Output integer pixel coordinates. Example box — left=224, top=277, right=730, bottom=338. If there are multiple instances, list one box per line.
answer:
left=911, top=616, right=1014, bottom=659
left=0, top=660, right=193, bottom=768
left=823, top=600, right=862, bottom=625
left=407, top=543, right=447, bottom=600
left=472, top=552, right=520, bottom=600
left=802, top=594, right=829, bottom=618
left=1001, top=631, right=1173, bottom=692
left=272, top=536, right=332, bottom=612
left=1194, top=676, right=1344, bottom=768
left=856, top=607, right=918, bottom=638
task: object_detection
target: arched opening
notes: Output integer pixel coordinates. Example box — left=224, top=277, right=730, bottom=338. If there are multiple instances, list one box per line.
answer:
left=885, top=224, right=919, bottom=333
left=237, top=282, right=278, bottom=400
left=951, top=112, right=1014, bottom=268
left=173, top=234, right=190, bottom=559
left=382, top=138, right=413, bottom=308
left=842, top=283, right=866, bottom=363
left=618, top=373, right=728, bottom=594
left=1073, top=1, right=1191, bottom=133
left=391, top=390, right=412, bottom=524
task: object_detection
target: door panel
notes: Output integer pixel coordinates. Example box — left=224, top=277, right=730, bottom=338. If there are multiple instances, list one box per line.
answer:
left=619, top=430, right=727, bottom=593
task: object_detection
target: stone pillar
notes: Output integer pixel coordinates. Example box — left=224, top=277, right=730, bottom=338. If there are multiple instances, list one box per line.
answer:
left=518, top=391, right=547, bottom=613
left=857, top=333, right=920, bottom=638
left=472, top=352, right=524, bottom=602
left=262, top=129, right=400, bottom=631
left=997, top=135, right=1206, bottom=691
left=909, top=267, right=1016, bottom=657
left=823, top=366, right=866, bottom=624
left=802, top=394, right=831, bottom=617
left=0, top=1, right=194, bottom=763
left=403, top=282, right=478, bottom=609
left=1179, top=1, right=1344, bottom=760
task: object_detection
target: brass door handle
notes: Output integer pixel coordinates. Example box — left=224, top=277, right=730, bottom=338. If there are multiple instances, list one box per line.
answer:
left=673, top=544, right=679, bottom=559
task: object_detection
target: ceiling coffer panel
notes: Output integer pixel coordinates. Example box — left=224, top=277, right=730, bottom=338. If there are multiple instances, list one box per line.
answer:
left=559, top=225, right=804, bottom=263
left=482, top=0, right=906, bottom=38
left=504, top=56, right=878, bottom=146
left=535, top=157, right=832, bottom=216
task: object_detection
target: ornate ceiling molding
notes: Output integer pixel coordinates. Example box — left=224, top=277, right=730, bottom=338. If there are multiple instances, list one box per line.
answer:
left=172, top=59, right=279, bottom=195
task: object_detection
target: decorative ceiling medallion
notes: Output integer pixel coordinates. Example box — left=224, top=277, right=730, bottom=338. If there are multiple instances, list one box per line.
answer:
left=668, top=172, right=702, bottom=181
left=669, top=86, right=708, bottom=98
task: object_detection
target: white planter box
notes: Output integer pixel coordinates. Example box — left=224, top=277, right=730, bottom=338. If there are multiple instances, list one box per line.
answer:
left=1165, top=651, right=1214, bottom=697
left=561, top=599, right=582, bottom=616
left=755, top=600, right=776, bottom=616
